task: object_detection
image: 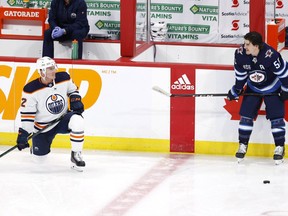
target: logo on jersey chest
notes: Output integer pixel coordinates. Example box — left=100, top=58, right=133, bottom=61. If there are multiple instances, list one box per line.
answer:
left=249, top=70, right=266, bottom=83
left=46, top=94, right=65, bottom=114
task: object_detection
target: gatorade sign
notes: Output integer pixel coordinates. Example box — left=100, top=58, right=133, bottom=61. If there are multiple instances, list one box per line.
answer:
left=3, top=10, right=40, bottom=18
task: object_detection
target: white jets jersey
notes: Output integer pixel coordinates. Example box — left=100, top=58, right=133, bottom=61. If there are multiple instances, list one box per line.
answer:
left=20, top=71, right=79, bottom=133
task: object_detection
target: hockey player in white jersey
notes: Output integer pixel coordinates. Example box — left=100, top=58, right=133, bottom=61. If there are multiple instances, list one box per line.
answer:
left=16, top=56, right=85, bottom=171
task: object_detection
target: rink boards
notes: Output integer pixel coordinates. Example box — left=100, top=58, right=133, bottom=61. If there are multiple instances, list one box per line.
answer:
left=0, top=59, right=286, bottom=157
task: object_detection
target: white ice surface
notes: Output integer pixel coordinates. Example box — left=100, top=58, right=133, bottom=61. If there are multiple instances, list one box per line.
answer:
left=1, top=146, right=288, bottom=216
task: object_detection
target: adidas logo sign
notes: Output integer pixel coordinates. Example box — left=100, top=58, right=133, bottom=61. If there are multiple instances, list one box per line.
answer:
left=171, top=74, right=194, bottom=90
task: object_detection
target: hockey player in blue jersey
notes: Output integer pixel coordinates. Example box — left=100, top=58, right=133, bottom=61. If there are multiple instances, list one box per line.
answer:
left=227, top=31, right=288, bottom=164
left=16, top=56, right=85, bottom=171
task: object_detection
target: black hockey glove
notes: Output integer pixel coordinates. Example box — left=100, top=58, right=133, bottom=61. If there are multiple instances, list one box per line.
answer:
left=280, top=90, right=288, bottom=101
left=227, top=86, right=243, bottom=101
left=70, top=94, right=84, bottom=114
left=16, top=128, right=30, bottom=151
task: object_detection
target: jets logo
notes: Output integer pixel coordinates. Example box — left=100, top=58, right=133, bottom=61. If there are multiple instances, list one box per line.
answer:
left=249, top=70, right=266, bottom=84
left=46, top=94, right=65, bottom=114
left=265, top=49, right=273, bottom=58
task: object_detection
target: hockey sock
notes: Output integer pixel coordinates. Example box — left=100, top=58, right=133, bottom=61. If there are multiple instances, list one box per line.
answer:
left=68, top=114, right=84, bottom=152
left=238, top=116, right=253, bottom=144
left=271, top=118, right=285, bottom=146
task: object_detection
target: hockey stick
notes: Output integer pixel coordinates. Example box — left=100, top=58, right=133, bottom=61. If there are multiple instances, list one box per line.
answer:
left=0, top=114, right=65, bottom=158
left=152, top=86, right=279, bottom=97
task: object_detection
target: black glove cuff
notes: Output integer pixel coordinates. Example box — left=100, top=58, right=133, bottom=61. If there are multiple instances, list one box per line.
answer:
left=70, top=94, right=84, bottom=113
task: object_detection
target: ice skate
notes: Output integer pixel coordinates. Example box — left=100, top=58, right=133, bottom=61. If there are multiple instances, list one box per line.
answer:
left=71, top=151, right=86, bottom=172
left=273, top=146, right=285, bottom=165
left=235, top=143, right=248, bottom=163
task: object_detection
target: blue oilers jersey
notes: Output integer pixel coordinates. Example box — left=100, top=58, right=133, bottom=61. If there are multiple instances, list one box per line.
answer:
left=234, top=43, right=288, bottom=93
left=20, top=71, right=79, bottom=134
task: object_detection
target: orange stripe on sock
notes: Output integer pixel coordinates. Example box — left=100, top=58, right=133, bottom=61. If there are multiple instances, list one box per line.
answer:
left=21, top=115, right=35, bottom=119
left=70, top=134, right=84, bottom=139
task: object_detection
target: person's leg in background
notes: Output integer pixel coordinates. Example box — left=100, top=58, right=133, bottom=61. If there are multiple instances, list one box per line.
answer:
left=42, top=29, right=54, bottom=58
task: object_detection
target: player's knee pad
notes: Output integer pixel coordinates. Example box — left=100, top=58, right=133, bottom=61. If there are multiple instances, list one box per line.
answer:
left=271, top=118, right=285, bottom=133
left=239, top=116, right=253, bottom=129
left=239, top=116, right=253, bottom=144
left=68, top=114, right=84, bottom=132
left=271, top=118, right=285, bottom=145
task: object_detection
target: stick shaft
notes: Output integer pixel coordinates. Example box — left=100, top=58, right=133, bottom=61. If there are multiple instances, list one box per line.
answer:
left=171, top=93, right=228, bottom=97
left=152, top=86, right=278, bottom=97
left=0, top=114, right=65, bottom=158
left=171, top=93, right=278, bottom=97
left=0, top=146, right=18, bottom=158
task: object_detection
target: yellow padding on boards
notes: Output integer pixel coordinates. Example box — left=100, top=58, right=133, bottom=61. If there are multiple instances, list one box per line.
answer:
left=195, top=141, right=286, bottom=158
left=0, top=132, right=170, bottom=153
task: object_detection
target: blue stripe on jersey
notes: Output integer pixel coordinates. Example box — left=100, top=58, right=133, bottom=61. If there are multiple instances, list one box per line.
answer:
left=24, top=72, right=71, bottom=93
left=247, top=78, right=281, bottom=93
left=20, top=111, right=36, bottom=122
left=276, top=59, right=288, bottom=89
left=34, top=125, right=41, bottom=131
left=235, top=69, right=248, bottom=81
left=274, top=60, right=288, bottom=77
left=20, top=111, right=37, bottom=115
left=21, top=119, right=34, bottom=122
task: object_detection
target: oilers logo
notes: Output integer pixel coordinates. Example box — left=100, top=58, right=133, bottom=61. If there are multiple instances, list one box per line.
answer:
left=46, top=94, right=65, bottom=114
left=249, top=70, right=266, bottom=84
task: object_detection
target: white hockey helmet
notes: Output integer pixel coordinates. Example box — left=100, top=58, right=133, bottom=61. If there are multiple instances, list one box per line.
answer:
left=36, top=56, right=57, bottom=77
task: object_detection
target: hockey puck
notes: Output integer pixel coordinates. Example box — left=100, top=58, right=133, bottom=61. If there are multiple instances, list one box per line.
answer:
left=263, top=180, right=270, bottom=184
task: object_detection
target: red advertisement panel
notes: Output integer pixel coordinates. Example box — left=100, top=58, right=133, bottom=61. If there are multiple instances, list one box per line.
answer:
left=170, top=65, right=195, bottom=153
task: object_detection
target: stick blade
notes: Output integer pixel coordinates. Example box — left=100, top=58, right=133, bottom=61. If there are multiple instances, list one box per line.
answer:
left=152, top=86, right=171, bottom=97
